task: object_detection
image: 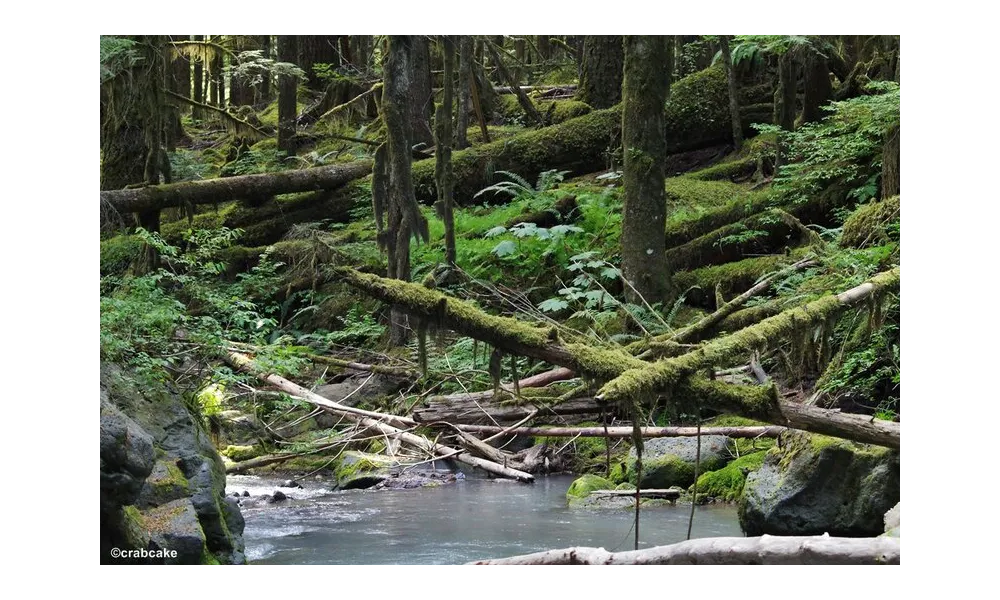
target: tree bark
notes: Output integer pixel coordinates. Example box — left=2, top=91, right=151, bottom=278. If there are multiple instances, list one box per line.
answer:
left=719, top=35, right=743, bottom=151
left=621, top=36, right=671, bottom=305
left=774, top=52, right=797, bottom=168
left=277, top=35, right=298, bottom=156
left=470, top=535, right=900, bottom=565
left=576, top=36, right=624, bottom=109
left=408, top=36, right=435, bottom=148
left=257, top=35, right=273, bottom=104
left=225, top=352, right=535, bottom=482
left=436, top=36, right=457, bottom=266
left=191, top=35, right=204, bottom=118
left=298, top=35, right=339, bottom=91
left=455, top=36, right=473, bottom=149
left=801, top=51, right=833, bottom=125
left=881, top=123, right=900, bottom=198
left=100, top=160, right=372, bottom=214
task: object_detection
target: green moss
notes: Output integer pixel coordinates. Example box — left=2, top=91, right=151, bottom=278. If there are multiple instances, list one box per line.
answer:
left=841, top=196, right=900, bottom=249
left=200, top=545, right=222, bottom=565
left=615, top=482, right=636, bottom=491
left=663, top=64, right=729, bottom=152
left=334, top=451, right=395, bottom=486
left=538, top=100, right=593, bottom=124
left=634, top=454, right=696, bottom=488
left=100, top=235, right=144, bottom=276
left=221, top=445, right=262, bottom=462
left=665, top=178, right=753, bottom=211
left=122, top=505, right=149, bottom=549
left=672, top=251, right=809, bottom=308
left=566, top=474, right=614, bottom=500
left=693, top=451, right=766, bottom=501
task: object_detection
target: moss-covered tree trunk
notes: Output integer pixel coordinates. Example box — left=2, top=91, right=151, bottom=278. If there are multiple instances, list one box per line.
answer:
left=164, top=34, right=190, bottom=152
left=719, top=35, right=742, bottom=152
left=210, top=37, right=223, bottom=107
left=349, top=35, right=373, bottom=74
left=455, top=36, right=473, bottom=150
left=101, top=35, right=166, bottom=268
left=192, top=35, right=204, bottom=119
left=486, top=39, right=543, bottom=127
left=436, top=36, right=457, bottom=266
left=576, top=36, right=624, bottom=109
left=255, top=34, right=274, bottom=104
left=800, top=51, right=832, bottom=125
left=774, top=52, right=797, bottom=169
left=277, top=35, right=298, bottom=156
left=382, top=36, right=431, bottom=344
left=298, top=35, right=339, bottom=91
left=536, top=35, right=551, bottom=61
left=621, top=36, right=671, bottom=305
left=881, top=123, right=900, bottom=198
left=228, top=36, right=257, bottom=107
left=408, top=36, right=435, bottom=148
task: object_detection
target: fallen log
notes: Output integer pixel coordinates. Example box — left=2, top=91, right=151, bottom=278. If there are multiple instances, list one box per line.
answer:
left=427, top=366, right=575, bottom=406
left=100, top=160, right=373, bottom=215
left=226, top=352, right=534, bottom=482
left=307, top=354, right=417, bottom=378
left=469, top=535, right=899, bottom=565
left=414, top=396, right=605, bottom=425
left=441, top=423, right=786, bottom=439
left=591, top=489, right=680, bottom=500
left=597, top=269, right=901, bottom=409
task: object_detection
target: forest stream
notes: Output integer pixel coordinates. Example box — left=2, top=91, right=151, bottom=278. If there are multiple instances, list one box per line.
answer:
left=230, top=473, right=743, bottom=565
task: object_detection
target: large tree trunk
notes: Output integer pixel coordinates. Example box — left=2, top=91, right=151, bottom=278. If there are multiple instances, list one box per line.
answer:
left=621, top=36, right=671, bottom=305
left=576, top=36, right=624, bottom=109
left=382, top=36, right=431, bottom=345
left=277, top=35, right=298, bottom=156
left=228, top=36, right=256, bottom=107
left=192, top=35, right=204, bottom=119
left=100, top=161, right=372, bottom=214
left=408, top=36, right=435, bottom=148
left=436, top=36, right=457, bottom=266
left=470, top=535, right=900, bottom=565
left=164, top=34, right=190, bottom=151
left=298, top=35, right=340, bottom=91
left=774, top=52, right=797, bottom=168
left=455, top=36, right=473, bottom=150
left=801, top=51, right=833, bottom=125
left=210, top=38, right=223, bottom=107
left=719, top=35, right=742, bottom=151
left=881, top=123, right=900, bottom=198
left=257, top=35, right=273, bottom=104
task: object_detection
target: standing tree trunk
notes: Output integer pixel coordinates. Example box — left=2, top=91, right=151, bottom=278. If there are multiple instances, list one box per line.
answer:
left=257, top=35, right=273, bottom=104
left=800, top=51, right=832, bottom=125
left=455, top=36, right=473, bottom=150
left=621, top=36, right=671, bottom=305
left=101, top=35, right=166, bottom=269
left=298, top=35, right=340, bottom=91
left=277, top=35, right=298, bottom=156
left=576, top=36, right=624, bottom=109
left=536, top=35, right=551, bottom=61
left=192, top=35, right=204, bottom=120
left=349, top=35, right=373, bottom=74
left=881, top=123, right=900, bottom=199
left=210, top=37, right=223, bottom=107
left=228, top=36, right=256, bottom=107
left=719, top=35, right=743, bottom=152
left=436, top=36, right=457, bottom=267
left=164, top=34, right=190, bottom=151
left=486, top=39, right=544, bottom=127
left=380, top=36, right=431, bottom=345
left=408, top=36, right=435, bottom=148
left=774, top=52, right=797, bottom=169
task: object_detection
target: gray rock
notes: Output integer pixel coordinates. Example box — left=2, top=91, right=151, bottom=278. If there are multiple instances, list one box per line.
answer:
left=624, top=436, right=731, bottom=488
left=144, top=499, right=207, bottom=564
left=739, top=431, right=900, bottom=537
left=100, top=396, right=155, bottom=513
left=137, top=459, right=190, bottom=508
left=281, top=479, right=303, bottom=489
left=270, top=490, right=287, bottom=502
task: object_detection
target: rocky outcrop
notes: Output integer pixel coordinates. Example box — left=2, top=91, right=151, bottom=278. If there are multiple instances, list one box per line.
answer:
left=617, top=436, right=732, bottom=489
left=739, top=431, right=900, bottom=537
left=100, top=364, right=246, bottom=564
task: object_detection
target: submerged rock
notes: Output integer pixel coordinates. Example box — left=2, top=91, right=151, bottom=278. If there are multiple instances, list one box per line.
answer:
left=270, top=490, right=287, bottom=502
left=739, top=431, right=899, bottom=537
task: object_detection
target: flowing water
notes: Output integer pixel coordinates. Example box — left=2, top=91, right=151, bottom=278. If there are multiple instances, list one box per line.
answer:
left=230, top=473, right=745, bottom=565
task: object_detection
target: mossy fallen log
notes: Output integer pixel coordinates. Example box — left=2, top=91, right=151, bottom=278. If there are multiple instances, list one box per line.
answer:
left=100, top=160, right=373, bottom=216
left=596, top=269, right=901, bottom=408
left=841, top=195, right=900, bottom=249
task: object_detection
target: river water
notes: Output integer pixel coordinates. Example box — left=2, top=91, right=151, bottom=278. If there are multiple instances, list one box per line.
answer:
left=229, top=473, right=744, bottom=565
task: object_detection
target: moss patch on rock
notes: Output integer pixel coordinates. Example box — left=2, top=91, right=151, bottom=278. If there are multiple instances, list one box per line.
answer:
left=221, top=445, right=263, bottom=462
left=566, top=474, right=614, bottom=501
left=693, top=451, right=766, bottom=501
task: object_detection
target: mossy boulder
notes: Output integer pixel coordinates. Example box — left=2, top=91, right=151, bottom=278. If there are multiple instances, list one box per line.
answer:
left=335, top=451, right=397, bottom=489
left=739, top=431, right=900, bottom=537
left=221, top=445, right=263, bottom=462
left=566, top=474, right=615, bottom=507
left=142, top=498, right=209, bottom=565
left=692, top=450, right=766, bottom=501
left=138, top=459, right=191, bottom=507
left=100, top=235, right=144, bottom=277
left=619, top=436, right=731, bottom=489
left=840, top=196, right=900, bottom=249
left=663, top=64, right=729, bottom=153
